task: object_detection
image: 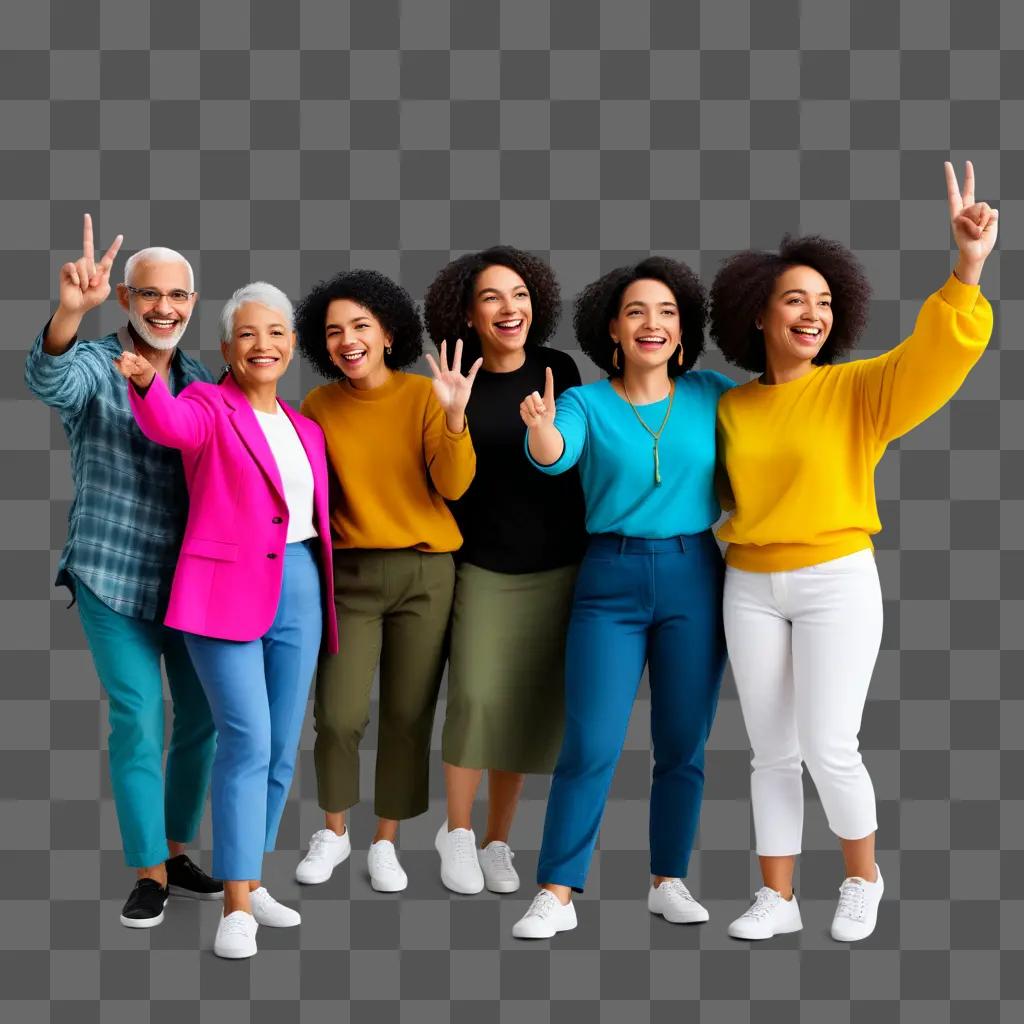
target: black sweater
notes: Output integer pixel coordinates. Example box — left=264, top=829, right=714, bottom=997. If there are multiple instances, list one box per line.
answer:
left=450, top=346, right=587, bottom=574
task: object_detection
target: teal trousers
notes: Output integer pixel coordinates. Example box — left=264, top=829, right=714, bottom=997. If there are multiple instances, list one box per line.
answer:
left=76, top=582, right=216, bottom=867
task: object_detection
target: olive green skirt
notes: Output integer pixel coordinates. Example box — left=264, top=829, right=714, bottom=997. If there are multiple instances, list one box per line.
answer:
left=442, top=561, right=578, bottom=774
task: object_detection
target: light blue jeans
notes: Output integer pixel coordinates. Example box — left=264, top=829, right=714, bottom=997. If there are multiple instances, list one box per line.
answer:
left=184, top=541, right=323, bottom=881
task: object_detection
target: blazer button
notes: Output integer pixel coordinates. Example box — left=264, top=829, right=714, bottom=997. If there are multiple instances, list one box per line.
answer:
left=267, top=553, right=277, bottom=559
left=272, top=516, right=283, bottom=524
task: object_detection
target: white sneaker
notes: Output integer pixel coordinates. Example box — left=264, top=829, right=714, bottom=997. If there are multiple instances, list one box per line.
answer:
left=728, top=886, right=803, bottom=940
left=213, top=911, right=258, bottom=959
left=479, top=841, right=520, bottom=893
left=367, top=840, right=408, bottom=893
left=435, top=822, right=484, bottom=894
left=295, top=828, right=350, bottom=884
left=512, top=890, right=578, bottom=939
left=648, top=879, right=710, bottom=924
left=250, top=886, right=301, bottom=927
left=831, top=865, right=884, bottom=942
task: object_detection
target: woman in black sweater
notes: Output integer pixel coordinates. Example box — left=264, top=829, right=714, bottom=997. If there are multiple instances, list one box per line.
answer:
left=424, top=247, right=586, bottom=895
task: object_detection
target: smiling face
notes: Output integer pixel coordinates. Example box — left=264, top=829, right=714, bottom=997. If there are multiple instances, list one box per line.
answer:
left=609, top=278, right=682, bottom=373
left=220, top=301, right=294, bottom=388
left=117, top=259, right=197, bottom=351
left=325, top=298, right=392, bottom=388
left=466, top=263, right=534, bottom=363
left=759, top=264, right=833, bottom=370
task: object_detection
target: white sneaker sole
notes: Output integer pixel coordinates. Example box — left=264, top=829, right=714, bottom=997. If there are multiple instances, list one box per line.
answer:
left=512, top=916, right=577, bottom=940
left=213, top=942, right=258, bottom=959
left=728, top=919, right=803, bottom=940
left=295, top=849, right=350, bottom=885
left=650, top=906, right=710, bottom=925
left=120, top=897, right=168, bottom=928
left=371, top=873, right=408, bottom=893
left=484, top=876, right=520, bottom=894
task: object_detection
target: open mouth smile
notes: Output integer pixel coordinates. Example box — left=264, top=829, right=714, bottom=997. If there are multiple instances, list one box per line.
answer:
left=493, top=319, right=524, bottom=335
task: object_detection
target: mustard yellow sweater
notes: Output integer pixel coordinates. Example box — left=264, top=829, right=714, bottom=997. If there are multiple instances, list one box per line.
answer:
left=301, top=371, right=475, bottom=552
left=716, top=274, right=992, bottom=572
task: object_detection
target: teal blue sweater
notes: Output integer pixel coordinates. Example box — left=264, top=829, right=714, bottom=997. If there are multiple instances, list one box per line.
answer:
left=526, top=372, right=735, bottom=538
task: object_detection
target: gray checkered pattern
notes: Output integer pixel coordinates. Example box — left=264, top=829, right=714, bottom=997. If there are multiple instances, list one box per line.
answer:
left=1, top=0, right=1021, bottom=1020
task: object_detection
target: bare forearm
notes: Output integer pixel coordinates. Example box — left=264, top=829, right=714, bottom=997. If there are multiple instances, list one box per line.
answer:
left=527, top=423, right=565, bottom=466
left=953, top=256, right=984, bottom=286
left=43, top=307, right=83, bottom=355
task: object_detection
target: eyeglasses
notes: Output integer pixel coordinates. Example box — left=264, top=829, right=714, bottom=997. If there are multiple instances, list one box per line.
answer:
left=125, top=285, right=195, bottom=304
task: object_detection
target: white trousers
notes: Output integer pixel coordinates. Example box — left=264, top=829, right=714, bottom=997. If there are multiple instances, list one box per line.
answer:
left=723, top=549, right=883, bottom=856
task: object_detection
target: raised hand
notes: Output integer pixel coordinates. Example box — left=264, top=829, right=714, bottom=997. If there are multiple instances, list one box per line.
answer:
left=519, top=366, right=557, bottom=430
left=945, top=161, right=998, bottom=281
left=424, top=339, right=483, bottom=432
left=59, top=213, right=124, bottom=317
left=113, top=350, right=156, bottom=390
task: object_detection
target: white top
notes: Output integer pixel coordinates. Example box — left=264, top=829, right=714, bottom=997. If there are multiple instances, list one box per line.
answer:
left=253, top=407, right=317, bottom=544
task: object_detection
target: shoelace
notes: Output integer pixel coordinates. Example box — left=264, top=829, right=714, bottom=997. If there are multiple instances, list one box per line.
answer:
left=524, top=891, right=560, bottom=919
left=486, top=845, right=516, bottom=876
left=835, top=880, right=866, bottom=922
left=741, top=887, right=781, bottom=921
left=220, top=914, right=254, bottom=937
left=250, top=888, right=275, bottom=908
left=306, top=830, right=338, bottom=859
left=448, top=830, right=479, bottom=866
left=660, top=879, right=696, bottom=902
left=372, top=843, right=402, bottom=873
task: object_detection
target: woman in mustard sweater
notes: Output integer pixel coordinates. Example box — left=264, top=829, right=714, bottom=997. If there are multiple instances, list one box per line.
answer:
left=711, top=162, right=997, bottom=942
left=291, top=270, right=479, bottom=893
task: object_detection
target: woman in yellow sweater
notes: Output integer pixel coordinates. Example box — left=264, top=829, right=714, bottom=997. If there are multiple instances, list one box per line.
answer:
left=290, top=270, right=479, bottom=893
left=711, top=162, right=997, bottom=942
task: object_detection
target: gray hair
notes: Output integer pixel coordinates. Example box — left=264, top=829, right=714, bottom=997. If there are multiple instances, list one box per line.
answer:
left=124, top=247, right=194, bottom=290
left=219, top=282, right=294, bottom=343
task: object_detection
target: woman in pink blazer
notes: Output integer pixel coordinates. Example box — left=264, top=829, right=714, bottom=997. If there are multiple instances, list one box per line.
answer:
left=116, top=282, right=337, bottom=960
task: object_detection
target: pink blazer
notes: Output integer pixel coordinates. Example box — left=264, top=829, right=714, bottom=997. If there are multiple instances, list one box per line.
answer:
left=128, top=372, right=338, bottom=653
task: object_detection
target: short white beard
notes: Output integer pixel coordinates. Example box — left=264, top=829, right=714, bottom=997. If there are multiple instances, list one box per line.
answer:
left=129, top=309, right=188, bottom=351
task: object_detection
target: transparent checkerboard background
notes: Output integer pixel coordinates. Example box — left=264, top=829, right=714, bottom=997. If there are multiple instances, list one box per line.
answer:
left=1, top=1, right=1022, bottom=1020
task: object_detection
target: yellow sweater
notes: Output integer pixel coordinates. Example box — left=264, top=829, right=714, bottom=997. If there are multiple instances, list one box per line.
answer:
left=300, top=371, right=475, bottom=553
left=716, top=274, right=992, bottom=572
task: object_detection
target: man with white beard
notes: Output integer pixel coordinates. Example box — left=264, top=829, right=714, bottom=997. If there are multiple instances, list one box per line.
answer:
left=25, top=214, right=222, bottom=928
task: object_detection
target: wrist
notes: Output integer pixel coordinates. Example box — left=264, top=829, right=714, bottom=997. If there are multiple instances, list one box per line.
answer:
left=445, top=410, right=466, bottom=434
left=953, top=257, right=984, bottom=286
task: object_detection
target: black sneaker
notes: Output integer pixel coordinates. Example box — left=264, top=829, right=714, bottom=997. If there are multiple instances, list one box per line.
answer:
left=120, top=878, right=169, bottom=928
left=166, top=854, right=224, bottom=901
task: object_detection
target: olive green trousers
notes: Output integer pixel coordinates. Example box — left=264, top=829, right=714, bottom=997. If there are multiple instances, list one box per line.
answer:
left=313, top=548, right=455, bottom=820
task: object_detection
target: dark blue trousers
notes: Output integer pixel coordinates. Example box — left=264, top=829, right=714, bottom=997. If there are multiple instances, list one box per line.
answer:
left=537, top=531, right=726, bottom=891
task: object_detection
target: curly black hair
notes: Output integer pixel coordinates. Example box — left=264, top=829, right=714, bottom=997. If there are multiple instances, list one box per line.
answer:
left=423, top=245, right=561, bottom=365
left=572, top=256, right=707, bottom=377
left=295, top=269, right=423, bottom=380
left=709, top=235, right=872, bottom=374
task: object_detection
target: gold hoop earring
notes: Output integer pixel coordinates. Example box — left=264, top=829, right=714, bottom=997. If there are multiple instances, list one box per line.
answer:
left=677, top=346, right=684, bottom=367
left=612, top=345, right=620, bottom=371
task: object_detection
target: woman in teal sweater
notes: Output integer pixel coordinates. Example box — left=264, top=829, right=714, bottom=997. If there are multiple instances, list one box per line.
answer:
left=513, top=257, right=734, bottom=939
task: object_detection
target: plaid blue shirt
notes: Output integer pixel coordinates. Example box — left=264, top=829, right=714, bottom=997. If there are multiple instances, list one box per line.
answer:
left=25, top=325, right=213, bottom=621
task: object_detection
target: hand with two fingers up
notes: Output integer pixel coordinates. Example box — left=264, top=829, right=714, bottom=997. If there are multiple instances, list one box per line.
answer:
left=945, top=160, right=998, bottom=285
left=45, top=213, right=124, bottom=354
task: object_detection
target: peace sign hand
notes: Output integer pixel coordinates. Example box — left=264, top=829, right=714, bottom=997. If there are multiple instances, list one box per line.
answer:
left=945, top=161, right=998, bottom=280
left=59, top=213, right=124, bottom=317
left=425, top=339, right=483, bottom=433
left=519, top=366, right=557, bottom=429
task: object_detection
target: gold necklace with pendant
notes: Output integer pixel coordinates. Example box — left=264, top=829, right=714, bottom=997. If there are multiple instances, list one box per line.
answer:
left=621, top=378, right=675, bottom=486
